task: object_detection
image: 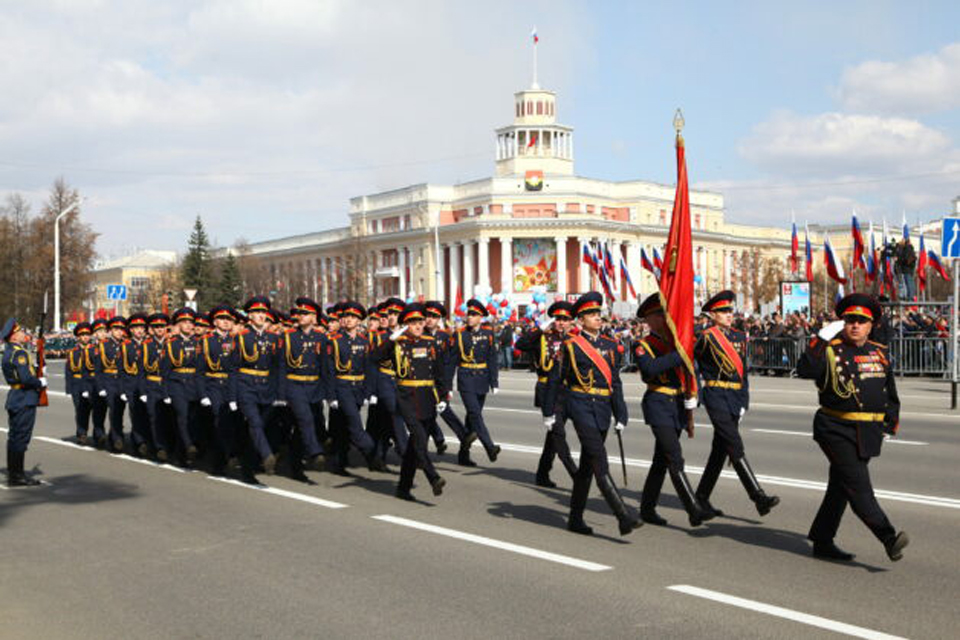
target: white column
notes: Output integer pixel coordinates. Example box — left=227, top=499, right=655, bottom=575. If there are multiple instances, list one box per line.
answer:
left=501, top=237, right=513, bottom=295
left=463, top=240, right=475, bottom=299
left=451, top=242, right=463, bottom=302
left=579, top=238, right=590, bottom=294
left=555, top=236, right=568, bottom=295
left=398, top=248, right=408, bottom=299
left=319, top=257, right=327, bottom=302
left=436, top=243, right=446, bottom=305
left=367, top=251, right=375, bottom=299
left=478, top=237, right=490, bottom=291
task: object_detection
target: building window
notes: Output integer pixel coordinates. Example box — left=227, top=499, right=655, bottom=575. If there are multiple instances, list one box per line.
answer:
left=537, top=101, right=543, bottom=115
left=130, top=277, right=150, bottom=289
left=695, top=214, right=701, bottom=229
left=403, top=214, right=411, bottom=230
left=527, top=101, right=532, bottom=114
left=659, top=209, right=667, bottom=225
left=516, top=103, right=520, bottom=117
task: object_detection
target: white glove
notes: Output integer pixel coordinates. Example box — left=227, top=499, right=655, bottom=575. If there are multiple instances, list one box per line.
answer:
left=369, top=394, right=378, bottom=405
left=139, top=395, right=147, bottom=403
left=200, top=397, right=212, bottom=407
left=684, top=396, right=698, bottom=410
left=492, top=387, right=499, bottom=396
left=163, top=397, right=172, bottom=404
left=99, top=389, right=108, bottom=397
left=81, top=391, right=90, bottom=399
left=39, top=377, right=48, bottom=388
left=389, top=325, right=409, bottom=341
left=818, top=320, right=845, bottom=341
left=614, top=422, right=626, bottom=432
left=330, top=400, right=339, bottom=410
left=436, top=401, right=448, bottom=414
left=543, top=415, right=556, bottom=430
left=362, top=397, right=370, bottom=406
left=120, top=393, right=127, bottom=402
left=446, top=391, right=453, bottom=401
left=740, top=407, right=746, bottom=417
left=272, top=400, right=287, bottom=407
left=538, top=316, right=554, bottom=331
left=228, top=401, right=238, bottom=412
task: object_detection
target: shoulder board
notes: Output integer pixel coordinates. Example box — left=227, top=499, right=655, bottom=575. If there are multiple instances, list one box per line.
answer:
left=830, top=338, right=843, bottom=346
left=422, top=335, right=435, bottom=341
left=457, top=327, right=466, bottom=334
left=284, top=328, right=296, bottom=335
left=122, top=339, right=132, bottom=345
left=867, top=340, right=888, bottom=349
left=240, top=328, right=250, bottom=335
left=599, top=335, right=617, bottom=344
left=329, top=332, right=342, bottom=339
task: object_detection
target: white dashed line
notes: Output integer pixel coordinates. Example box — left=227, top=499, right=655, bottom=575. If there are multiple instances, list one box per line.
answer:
left=208, top=475, right=348, bottom=509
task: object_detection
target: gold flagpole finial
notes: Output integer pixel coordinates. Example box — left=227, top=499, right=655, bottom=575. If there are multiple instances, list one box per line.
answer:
left=673, top=108, right=685, bottom=135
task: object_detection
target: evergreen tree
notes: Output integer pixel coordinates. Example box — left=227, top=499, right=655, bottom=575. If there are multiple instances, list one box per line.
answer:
left=181, top=215, right=214, bottom=309
left=216, top=252, right=244, bottom=307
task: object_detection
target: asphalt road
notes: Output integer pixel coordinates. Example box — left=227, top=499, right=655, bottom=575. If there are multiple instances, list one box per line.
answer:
left=2, top=369, right=958, bottom=639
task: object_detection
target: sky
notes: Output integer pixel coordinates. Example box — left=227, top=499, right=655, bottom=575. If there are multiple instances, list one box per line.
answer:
left=2, top=0, right=960, bottom=258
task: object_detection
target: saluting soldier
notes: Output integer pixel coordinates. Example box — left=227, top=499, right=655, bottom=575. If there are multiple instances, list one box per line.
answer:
left=324, top=301, right=385, bottom=473
left=797, top=293, right=909, bottom=562
left=235, top=296, right=281, bottom=475
left=164, top=308, right=203, bottom=465
left=516, top=300, right=578, bottom=488
left=89, top=318, right=110, bottom=446
left=543, top=292, right=639, bottom=536
left=2, top=318, right=48, bottom=486
left=694, top=291, right=779, bottom=517
left=423, top=300, right=478, bottom=464
left=367, top=298, right=408, bottom=463
left=65, top=322, right=95, bottom=445
left=122, top=313, right=153, bottom=457
left=199, top=305, right=247, bottom=478
left=278, top=297, right=328, bottom=476
left=454, top=298, right=501, bottom=463
left=142, top=313, right=171, bottom=461
left=96, top=316, right=128, bottom=452
left=372, top=303, right=449, bottom=501
left=635, top=293, right=709, bottom=527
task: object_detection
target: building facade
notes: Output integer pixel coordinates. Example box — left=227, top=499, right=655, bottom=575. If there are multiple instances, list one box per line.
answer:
left=90, top=249, right=177, bottom=318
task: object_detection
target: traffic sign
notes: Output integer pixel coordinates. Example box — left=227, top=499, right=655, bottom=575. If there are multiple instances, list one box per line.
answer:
left=942, top=218, right=960, bottom=258
left=106, top=284, right=128, bottom=301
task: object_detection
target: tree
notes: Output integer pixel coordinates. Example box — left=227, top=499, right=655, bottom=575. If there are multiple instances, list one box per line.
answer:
left=215, top=252, right=244, bottom=307
left=181, top=216, right=215, bottom=309
left=758, top=256, right=785, bottom=306
left=0, top=194, right=30, bottom=318
left=233, top=238, right=271, bottom=302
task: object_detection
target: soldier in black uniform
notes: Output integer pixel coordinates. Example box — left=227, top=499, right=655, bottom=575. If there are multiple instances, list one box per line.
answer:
left=371, top=303, right=448, bottom=501
left=694, top=291, right=779, bottom=517
left=199, top=305, right=246, bottom=478
left=121, top=313, right=153, bottom=457
left=164, top=308, right=203, bottom=465
left=235, top=296, right=281, bottom=475
left=65, top=322, right=95, bottom=445
left=797, top=293, right=909, bottom=562
left=543, top=292, right=640, bottom=536
left=515, top=300, right=578, bottom=488
left=3, top=318, right=48, bottom=486
left=367, top=298, right=408, bottom=463
left=142, top=313, right=171, bottom=460
left=635, top=293, right=710, bottom=527
left=89, top=318, right=110, bottom=447
left=454, top=299, right=501, bottom=462
left=95, top=316, right=128, bottom=452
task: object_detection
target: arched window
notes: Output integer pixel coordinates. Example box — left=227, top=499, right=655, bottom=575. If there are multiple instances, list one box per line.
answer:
left=537, top=101, right=543, bottom=115
left=516, top=103, right=520, bottom=117
left=527, top=101, right=532, bottom=114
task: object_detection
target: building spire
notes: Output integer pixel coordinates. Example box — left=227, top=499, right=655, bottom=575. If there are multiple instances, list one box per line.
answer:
left=530, top=27, right=539, bottom=89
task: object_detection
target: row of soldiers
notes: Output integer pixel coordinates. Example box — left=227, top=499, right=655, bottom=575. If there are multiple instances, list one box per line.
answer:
left=3, top=289, right=908, bottom=561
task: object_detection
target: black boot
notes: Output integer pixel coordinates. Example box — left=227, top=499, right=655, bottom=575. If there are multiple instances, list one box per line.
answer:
left=812, top=541, right=855, bottom=561
left=535, top=473, right=558, bottom=488
left=430, top=476, right=446, bottom=496
left=640, top=507, right=668, bottom=526
left=670, top=469, right=707, bottom=527
left=8, top=451, right=40, bottom=487
left=486, top=444, right=501, bottom=463
left=696, top=449, right=725, bottom=518
left=457, top=447, right=477, bottom=467
left=597, top=473, right=641, bottom=536
left=567, top=515, right=594, bottom=535
left=883, top=531, right=909, bottom=562
left=732, top=457, right=779, bottom=516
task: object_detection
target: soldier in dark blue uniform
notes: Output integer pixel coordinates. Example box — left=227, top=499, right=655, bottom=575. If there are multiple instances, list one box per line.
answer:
left=324, top=301, right=385, bottom=473
left=694, top=291, right=779, bottom=518
left=65, top=322, right=95, bottom=445
left=454, top=298, right=501, bottom=462
left=516, top=300, right=578, bottom=488
left=543, top=292, right=639, bottom=536
left=367, top=298, right=408, bottom=464
left=423, top=300, right=477, bottom=464
left=235, top=296, right=281, bottom=475
left=141, top=313, right=171, bottom=460
left=371, top=303, right=448, bottom=501
left=164, top=308, right=203, bottom=465
left=89, top=318, right=110, bottom=447
left=635, top=293, right=709, bottom=528
left=121, top=313, right=153, bottom=457
left=3, top=319, right=47, bottom=486
left=199, top=305, right=247, bottom=478
left=279, top=297, right=328, bottom=477
left=798, top=293, right=909, bottom=562
left=95, top=316, right=128, bottom=452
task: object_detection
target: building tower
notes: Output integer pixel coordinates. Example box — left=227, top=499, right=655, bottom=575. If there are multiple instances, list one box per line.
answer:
left=494, top=85, right=574, bottom=178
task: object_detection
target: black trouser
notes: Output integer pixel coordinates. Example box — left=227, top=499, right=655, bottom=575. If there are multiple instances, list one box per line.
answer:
left=71, top=393, right=92, bottom=438
left=107, top=392, right=126, bottom=446
left=397, top=417, right=439, bottom=493
left=537, top=406, right=577, bottom=480
left=809, top=434, right=895, bottom=543
left=91, top=394, right=108, bottom=439
left=697, top=409, right=744, bottom=498
left=569, top=422, right=611, bottom=518
left=127, top=396, right=151, bottom=449
left=641, top=421, right=686, bottom=509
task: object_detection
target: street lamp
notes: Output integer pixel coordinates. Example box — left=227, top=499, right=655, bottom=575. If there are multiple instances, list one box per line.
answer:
left=54, top=199, right=82, bottom=332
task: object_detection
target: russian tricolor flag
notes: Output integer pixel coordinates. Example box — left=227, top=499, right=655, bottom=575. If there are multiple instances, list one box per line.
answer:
left=851, top=212, right=866, bottom=271
left=790, top=214, right=799, bottom=273
left=928, top=250, right=950, bottom=280
left=620, top=257, right=637, bottom=299
left=902, top=212, right=910, bottom=240
left=582, top=242, right=597, bottom=271
left=917, top=231, right=928, bottom=294
left=865, top=220, right=878, bottom=283
left=652, top=246, right=663, bottom=272
left=823, top=232, right=847, bottom=285
left=531, top=27, right=538, bottom=44
left=804, top=223, right=814, bottom=283
left=640, top=246, right=659, bottom=281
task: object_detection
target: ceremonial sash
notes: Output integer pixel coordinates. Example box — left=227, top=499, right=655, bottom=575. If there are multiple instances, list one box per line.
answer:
left=706, top=326, right=744, bottom=380
left=643, top=333, right=685, bottom=390
left=569, top=334, right=612, bottom=389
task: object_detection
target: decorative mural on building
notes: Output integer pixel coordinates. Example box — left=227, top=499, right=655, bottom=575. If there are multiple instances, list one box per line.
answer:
left=513, top=238, right=557, bottom=292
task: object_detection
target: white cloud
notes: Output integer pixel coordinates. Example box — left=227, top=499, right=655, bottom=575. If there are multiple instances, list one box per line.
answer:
left=838, top=43, right=960, bottom=114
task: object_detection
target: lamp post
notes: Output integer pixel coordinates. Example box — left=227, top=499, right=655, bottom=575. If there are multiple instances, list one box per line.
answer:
left=53, top=200, right=81, bottom=332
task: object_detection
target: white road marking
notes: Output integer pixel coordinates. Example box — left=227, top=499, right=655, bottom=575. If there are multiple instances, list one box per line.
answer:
left=372, top=514, right=611, bottom=572
left=751, top=428, right=928, bottom=446
left=667, top=585, right=907, bottom=640
left=208, top=476, right=348, bottom=509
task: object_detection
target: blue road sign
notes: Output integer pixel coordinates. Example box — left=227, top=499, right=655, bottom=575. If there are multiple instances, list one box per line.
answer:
left=942, top=218, right=960, bottom=258
left=106, top=284, right=128, bottom=301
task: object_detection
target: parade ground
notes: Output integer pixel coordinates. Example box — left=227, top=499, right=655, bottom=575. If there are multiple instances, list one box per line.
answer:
left=2, top=371, right=958, bottom=639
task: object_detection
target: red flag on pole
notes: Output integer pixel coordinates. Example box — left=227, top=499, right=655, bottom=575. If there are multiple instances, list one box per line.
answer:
left=658, top=111, right=697, bottom=398
left=454, top=285, right=465, bottom=317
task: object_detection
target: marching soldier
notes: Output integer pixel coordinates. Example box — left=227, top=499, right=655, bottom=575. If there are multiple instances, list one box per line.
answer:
left=515, top=300, right=578, bottom=488
left=194, top=314, right=212, bottom=338
left=164, top=308, right=203, bottom=465
left=142, top=313, right=171, bottom=461
left=542, top=292, right=639, bottom=536
left=423, top=300, right=477, bottom=464
left=367, top=298, right=408, bottom=463
left=89, top=318, right=110, bottom=447
left=3, top=318, right=48, bottom=486
left=95, top=316, right=128, bottom=452
left=324, top=301, right=385, bottom=473
left=797, top=293, right=909, bottom=562
left=371, top=303, right=448, bottom=501
left=199, top=305, right=246, bottom=478
left=694, top=291, right=779, bottom=517
left=65, top=322, right=95, bottom=445
left=454, top=298, right=501, bottom=462
left=235, top=296, right=281, bottom=475
left=122, top=314, right=153, bottom=457
left=635, top=293, right=709, bottom=527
